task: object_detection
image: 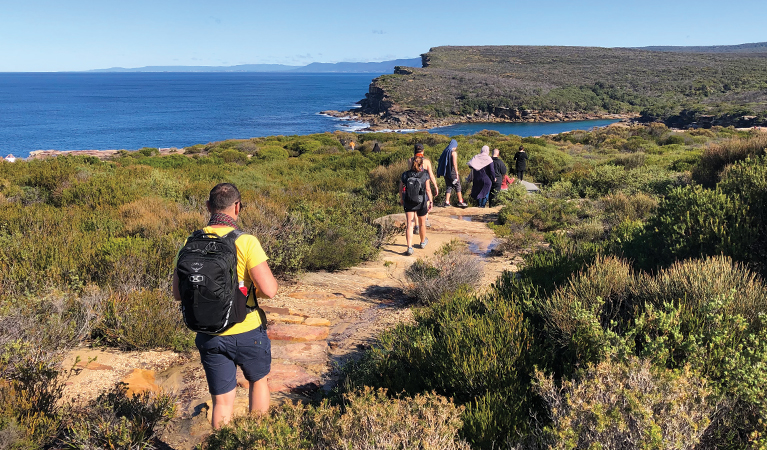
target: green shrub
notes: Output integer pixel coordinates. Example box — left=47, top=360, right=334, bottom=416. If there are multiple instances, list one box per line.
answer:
left=219, top=149, right=249, bottom=164
left=286, top=138, right=323, bottom=155
left=344, top=288, right=533, bottom=448
left=0, top=347, right=67, bottom=449
left=693, top=133, right=767, bottom=187
left=366, top=158, right=409, bottom=203
left=524, top=255, right=767, bottom=449
left=183, top=144, right=203, bottom=154
left=200, top=387, right=469, bottom=450
left=525, top=145, right=573, bottom=185
left=492, top=182, right=527, bottom=206
left=612, top=151, right=646, bottom=169
left=515, top=239, right=602, bottom=296
left=538, top=256, right=635, bottom=369
left=568, top=218, right=604, bottom=243
left=60, top=382, right=176, bottom=450
left=256, top=146, right=289, bottom=161
left=601, top=191, right=658, bottom=226
left=536, top=357, right=715, bottom=450
left=404, top=240, right=484, bottom=304
left=638, top=185, right=752, bottom=269
left=298, top=195, right=380, bottom=272
left=718, top=156, right=767, bottom=277
left=91, top=289, right=194, bottom=351
left=240, top=197, right=311, bottom=276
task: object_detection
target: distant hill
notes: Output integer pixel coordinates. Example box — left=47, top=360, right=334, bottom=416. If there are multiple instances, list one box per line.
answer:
left=355, top=44, right=767, bottom=129
left=87, top=58, right=422, bottom=73
left=291, top=59, right=422, bottom=73
left=89, top=64, right=300, bottom=72
left=636, top=42, right=767, bottom=53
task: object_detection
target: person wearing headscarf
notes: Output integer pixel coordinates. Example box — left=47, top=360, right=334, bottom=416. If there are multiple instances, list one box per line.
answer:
left=436, top=139, right=467, bottom=207
left=467, top=145, right=496, bottom=208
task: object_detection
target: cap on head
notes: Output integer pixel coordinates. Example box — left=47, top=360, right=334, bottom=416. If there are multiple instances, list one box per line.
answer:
left=414, top=143, right=424, bottom=154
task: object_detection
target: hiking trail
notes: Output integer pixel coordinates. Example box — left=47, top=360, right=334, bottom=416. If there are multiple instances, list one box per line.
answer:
left=61, top=206, right=518, bottom=449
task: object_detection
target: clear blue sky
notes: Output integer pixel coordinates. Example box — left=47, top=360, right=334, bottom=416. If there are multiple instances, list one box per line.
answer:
left=2, top=0, right=766, bottom=72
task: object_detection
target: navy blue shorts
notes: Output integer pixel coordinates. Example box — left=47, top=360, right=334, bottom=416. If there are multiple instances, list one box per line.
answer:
left=195, top=327, right=271, bottom=395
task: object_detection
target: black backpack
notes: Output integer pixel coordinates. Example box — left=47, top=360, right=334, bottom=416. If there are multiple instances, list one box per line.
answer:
left=403, top=171, right=424, bottom=206
left=176, top=229, right=251, bottom=334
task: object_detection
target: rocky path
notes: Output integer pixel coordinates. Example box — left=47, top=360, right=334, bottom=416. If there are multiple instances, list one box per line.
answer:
left=61, top=206, right=514, bottom=449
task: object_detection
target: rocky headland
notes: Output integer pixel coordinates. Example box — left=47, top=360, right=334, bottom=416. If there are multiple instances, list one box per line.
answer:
left=325, top=45, right=767, bottom=131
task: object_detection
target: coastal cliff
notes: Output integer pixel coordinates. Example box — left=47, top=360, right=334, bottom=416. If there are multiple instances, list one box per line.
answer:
left=329, top=44, right=767, bottom=130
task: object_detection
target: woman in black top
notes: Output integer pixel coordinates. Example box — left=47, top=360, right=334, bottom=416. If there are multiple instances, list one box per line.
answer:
left=399, top=156, right=433, bottom=255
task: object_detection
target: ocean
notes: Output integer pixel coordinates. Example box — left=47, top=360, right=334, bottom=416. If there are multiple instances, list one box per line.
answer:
left=0, top=72, right=618, bottom=158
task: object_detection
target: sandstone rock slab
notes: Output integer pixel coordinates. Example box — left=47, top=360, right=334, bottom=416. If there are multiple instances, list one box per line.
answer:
left=272, top=342, right=328, bottom=364
left=304, top=318, right=331, bottom=327
left=269, top=314, right=305, bottom=324
left=268, top=363, right=321, bottom=394
left=267, top=324, right=329, bottom=342
left=236, top=363, right=320, bottom=394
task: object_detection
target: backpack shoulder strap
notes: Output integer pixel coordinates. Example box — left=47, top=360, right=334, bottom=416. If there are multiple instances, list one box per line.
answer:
left=218, top=228, right=244, bottom=244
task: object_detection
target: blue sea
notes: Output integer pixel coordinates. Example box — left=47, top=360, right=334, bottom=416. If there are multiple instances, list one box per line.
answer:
left=0, top=72, right=619, bottom=158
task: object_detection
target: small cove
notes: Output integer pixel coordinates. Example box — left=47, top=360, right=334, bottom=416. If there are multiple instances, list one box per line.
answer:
left=429, top=118, right=621, bottom=137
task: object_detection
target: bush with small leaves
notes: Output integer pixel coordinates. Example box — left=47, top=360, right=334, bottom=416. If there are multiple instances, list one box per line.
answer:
left=60, top=382, right=176, bottom=450
left=536, top=357, right=716, bottom=450
left=200, top=387, right=469, bottom=450
left=404, top=240, right=484, bottom=304
left=343, top=288, right=533, bottom=448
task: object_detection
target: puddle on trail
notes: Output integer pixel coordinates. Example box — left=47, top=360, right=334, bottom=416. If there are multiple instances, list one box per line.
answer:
left=467, top=239, right=502, bottom=256
left=450, top=215, right=473, bottom=222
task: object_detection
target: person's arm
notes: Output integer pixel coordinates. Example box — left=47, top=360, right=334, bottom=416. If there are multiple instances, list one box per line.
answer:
left=426, top=162, right=439, bottom=197
left=172, top=271, right=181, bottom=302
left=451, top=151, right=459, bottom=177
left=249, top=261, right=278, bottom=299
left=490, top=162, right=496, bottom=181
left=426, top=179, right=434, bottom=209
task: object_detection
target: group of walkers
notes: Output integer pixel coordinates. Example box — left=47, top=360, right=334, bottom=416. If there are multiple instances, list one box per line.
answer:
left=172, top=141, right=530, bottom=429
left=398, top=140, right=529, bottom=255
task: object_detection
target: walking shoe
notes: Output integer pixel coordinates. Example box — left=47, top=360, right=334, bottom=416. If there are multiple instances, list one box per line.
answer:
left=405, top=247, right=414, bottom=256
left=457, top=202, right=468, bottom=208
left=413, top=225, right=419, bottom=234
left=442, top=203, right=450, bottom=207
left=425, top=218, right=431, bottom=228
left=417, top=237, right=429, bottom=249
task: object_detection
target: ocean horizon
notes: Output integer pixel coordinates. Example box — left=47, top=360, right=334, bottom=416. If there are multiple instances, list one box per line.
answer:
left=1, top=72, right=619, bottom=159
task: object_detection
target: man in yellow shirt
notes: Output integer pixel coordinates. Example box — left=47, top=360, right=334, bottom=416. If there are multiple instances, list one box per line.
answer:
left=173, top=183, right=278, bottom=429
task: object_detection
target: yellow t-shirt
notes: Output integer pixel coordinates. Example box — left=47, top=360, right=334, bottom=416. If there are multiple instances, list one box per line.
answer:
left=177, top=226, right=269, bottom=335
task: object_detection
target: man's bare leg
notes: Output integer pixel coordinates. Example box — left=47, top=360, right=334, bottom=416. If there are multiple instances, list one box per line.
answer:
left=211, top=389, right=236, bottom=429
left=249, top=377, right=269, bottom=414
